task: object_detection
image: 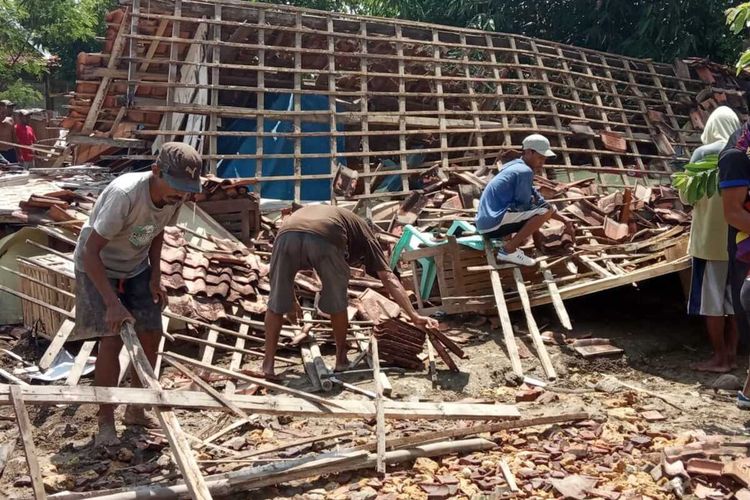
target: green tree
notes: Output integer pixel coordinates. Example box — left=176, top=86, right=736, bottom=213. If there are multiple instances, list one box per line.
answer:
left=727, top=2, right=750, bottom=73
left=0, top=0, right=115, bottom=104
left=364, top=0, right=743, bottom=64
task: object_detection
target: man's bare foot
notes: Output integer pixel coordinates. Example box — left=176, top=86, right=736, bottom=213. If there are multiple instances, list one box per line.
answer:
left=692, top=359, right=732, bottom=373
left=95, top=422, right=121, bottom=447
left=123, top=406, right=160, bottom=428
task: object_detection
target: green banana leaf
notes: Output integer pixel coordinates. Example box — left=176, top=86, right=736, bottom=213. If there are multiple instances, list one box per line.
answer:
left=670, top=154, right=720, bottom=205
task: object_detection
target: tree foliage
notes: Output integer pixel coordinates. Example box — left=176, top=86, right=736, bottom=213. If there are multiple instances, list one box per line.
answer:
left=0, top=0, right=115, bottom=104
left=362, top=0, right=742, bottom=64
left=727, top=3, right=750, bottom=74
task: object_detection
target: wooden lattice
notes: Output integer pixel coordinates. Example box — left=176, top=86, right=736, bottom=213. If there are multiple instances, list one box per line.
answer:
left=66, top=0, right=748, bottom=202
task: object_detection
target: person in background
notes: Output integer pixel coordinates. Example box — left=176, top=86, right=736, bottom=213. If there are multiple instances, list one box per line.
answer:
left=14, top=110, right=36, bottom=169
left=718, top=118, right=750, bottom=408
left=475, top=134, right=569, bottom=266
left=683, top=107, right=740, bottom=373
left=0, top=101, right=17, bottom=165
left=70, top=142, right=202, bottom=445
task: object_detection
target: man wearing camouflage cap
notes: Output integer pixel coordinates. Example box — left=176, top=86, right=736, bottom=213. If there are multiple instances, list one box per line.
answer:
left=72, top=142, right=202, bottom=445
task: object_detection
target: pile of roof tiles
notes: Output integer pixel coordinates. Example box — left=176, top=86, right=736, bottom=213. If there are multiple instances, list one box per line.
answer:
left=161, top=227, right=269, bottom=321
left=374, top=318, right=465, bottom=372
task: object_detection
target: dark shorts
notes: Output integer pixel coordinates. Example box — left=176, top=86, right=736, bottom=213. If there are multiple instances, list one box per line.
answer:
left=1, top=149, right=17, bottom=164
left=729, top=244, right=750, bottom=344
left=71, top=267, right=163, bottom=341
left=480, top=206, right=550, bottom=239
left=267, top=231, right=350, bottom=315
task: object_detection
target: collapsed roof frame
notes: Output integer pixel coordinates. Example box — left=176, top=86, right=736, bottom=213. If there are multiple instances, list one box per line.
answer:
left=67, top=0, right=746, bottom=202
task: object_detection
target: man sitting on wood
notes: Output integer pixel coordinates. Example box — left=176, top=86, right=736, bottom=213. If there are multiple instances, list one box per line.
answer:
left=262, top=204, right=439, bottom=379
left=71, top=142, right=202, bottom=446
left=475, top=134, right=566, bottom=266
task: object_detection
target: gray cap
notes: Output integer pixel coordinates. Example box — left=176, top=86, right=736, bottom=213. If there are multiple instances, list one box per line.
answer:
left=0, top=100, right=15, bottom=107
left=156, top=142, right=203, bottom=193
left=522, top=134, right=556, bottom=158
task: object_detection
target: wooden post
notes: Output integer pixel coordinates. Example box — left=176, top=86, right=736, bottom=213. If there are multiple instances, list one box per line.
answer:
left=371, top=336, right=386, bottom=474
left=82, top=9, right=129, bottom=133
left=511, top=268, right=556, bottom=380
left=395, top=25, right=409, bottom=193
left=163, top=0, right=182, bottom=147
left=483, top=241, right=523, bottom=378
left=119, top=323, right=213, bottom=499
left=293, top=13, right=303, bottom=202
left=9, top=386, right=47, bottom=499
left=208, top=4, right=222, bottom=174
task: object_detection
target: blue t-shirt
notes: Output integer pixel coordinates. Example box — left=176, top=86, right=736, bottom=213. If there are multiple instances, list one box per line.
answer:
left=475, top=159, right=546, bottom=233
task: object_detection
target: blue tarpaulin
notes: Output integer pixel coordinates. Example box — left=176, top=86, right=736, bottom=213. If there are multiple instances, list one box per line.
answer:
left=216, top=93, right=347, bottom=201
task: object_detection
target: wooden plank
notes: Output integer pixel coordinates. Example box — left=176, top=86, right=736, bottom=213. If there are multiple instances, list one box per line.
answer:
left=539, top=261, right=572, bottom=331
left=0, top=385, right=521, bottom=420
left=483, top=241, right=523, bottom=378
left=9, top=385, right=47, bottom=499
left=293, top=12, right=302, bottom=202
left=125, top=0, right=140, bottom=105
left=65, top=340, right=96, bottom=386
left=162, top=0, right=181, bottom=147
left=119, top=323, right=212, bottom=500
left=38, top=314, right=75, bottom=371
left=139, top=18, right=170, bottom=72
left=163, top=356, right=249, bottom=420
left=511, top=268, right=556, bottom=381
left=154, top=315, right=170, bottom=379
left=371, top=336, right=386, bottom=474
left=359, top=20, right=372, bottom=198
left=82, top=11, right=129, bottom=132
left=377, top=372, right=393, bottom=398
left=208, top=4, right=221, bottom=173
left=225, top=320, right=249, bottom=396
left=164, top=351, right=346, bottom=409
left=426, top=338, right=438, bottom=388
left=395, top=24, right=409, bottom=193
left=348, top=412, right=588, bottom=452
left=499, top=459, right=519, bottom=492
left=171, top=334, right=297, bottom=365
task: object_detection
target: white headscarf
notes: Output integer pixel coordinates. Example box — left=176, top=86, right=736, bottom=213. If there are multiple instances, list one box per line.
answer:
left=701, top=106, right=740, bottom=145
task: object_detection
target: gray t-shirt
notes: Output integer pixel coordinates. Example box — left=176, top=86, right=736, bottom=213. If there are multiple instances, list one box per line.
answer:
left=74, top=172, right=179, bottom=279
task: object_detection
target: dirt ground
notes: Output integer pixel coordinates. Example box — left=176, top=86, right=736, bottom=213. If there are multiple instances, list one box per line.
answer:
left=1, top=273, right=748, bottom=498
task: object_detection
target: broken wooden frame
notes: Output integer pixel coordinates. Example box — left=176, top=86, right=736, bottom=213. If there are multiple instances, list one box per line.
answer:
left=67, top=0, right=741, bottom=202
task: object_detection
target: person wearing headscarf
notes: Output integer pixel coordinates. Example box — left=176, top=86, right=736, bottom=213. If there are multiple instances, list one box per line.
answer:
left=685, top=106, right=740, bottom=373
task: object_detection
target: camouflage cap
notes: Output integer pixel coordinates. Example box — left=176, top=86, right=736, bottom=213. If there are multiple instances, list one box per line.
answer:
left=156, top=142, right=202, bottom=193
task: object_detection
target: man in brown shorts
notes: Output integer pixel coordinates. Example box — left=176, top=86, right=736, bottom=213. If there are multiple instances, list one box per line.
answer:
left=72, top=142, right=202, bottom=445
left=262, top=204, right=439, bottom=379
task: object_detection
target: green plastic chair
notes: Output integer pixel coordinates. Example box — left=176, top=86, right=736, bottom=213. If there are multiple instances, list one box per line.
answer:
left=390, top=222, right=486, bottom=299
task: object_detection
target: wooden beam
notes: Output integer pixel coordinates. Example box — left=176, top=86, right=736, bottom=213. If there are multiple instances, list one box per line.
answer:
left=65, top=340, right=96, bottom=386
left=348, top=412, right=589, bottom=452
left=163, top=351, right=346, bottom=410
left=119, top=323, right=212, bottom=499
left=483, top=241, right=523, bottom=378
left=10, top=385, right=47, bottom=499
left=539, top=261, right=572, bottom=331
left=163, top=356, right=248, bottom=420
left=82, top=10, right=130, bottom=133
left=38, top=314, right=75, bottom=371
left=512, top=268, right=556, bottom=381
left=371, top=336, right=386, bottom=474
left=0, top=385, right=521, bottom=420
